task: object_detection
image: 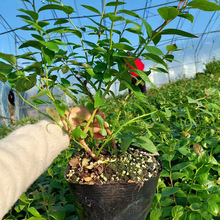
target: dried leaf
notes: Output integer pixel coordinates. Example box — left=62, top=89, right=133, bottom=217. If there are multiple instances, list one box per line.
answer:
left=181, top=131, right=190, bottom=137
left=97, top=164, right=104, bottom=175
left=46, top=107, right=60, bottom=122
left=84, top=177, right=92, bottom=182
left=82, top=158, right=91, bottom=167
left=193, top=143, right=204, bottom=155
left=40, top=201, right=49, bottom=206
left=69, top=156, right=80, bottom=168
left=86, top=162, right=97, bottom=169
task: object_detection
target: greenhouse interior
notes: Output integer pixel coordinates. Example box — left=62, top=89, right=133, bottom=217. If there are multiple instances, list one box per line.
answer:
left=0, top=0, right=219, bottom=220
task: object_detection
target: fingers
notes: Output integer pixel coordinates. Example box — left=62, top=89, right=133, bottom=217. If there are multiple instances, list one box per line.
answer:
left=62, top=106, right=107, bottom=141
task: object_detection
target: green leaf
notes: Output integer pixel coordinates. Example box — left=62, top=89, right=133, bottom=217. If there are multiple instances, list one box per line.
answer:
left=21, top=0, right=32, bottom=4
left=136, top=136, right=158, bottom=154
left=189, top=212, right=202, bottom=220
left=188, top=0, right=220, bottom=11
left=105, top=13, right=125, bottom=22
left=120, top=79, right=146, bottom=102
left=185, top=106, right=197, bottom=126
left=19, top=40, right=42, bottom=50
left=162, top=29, right=198, bottom=38
left=145, top=46, right=164, bottom=56
left=121, top=134, right=135, bottom=154
left=142, top=53, right=168, bottom=69
left=172, top=162, right=195, bottom=171
left=0, top=61, right=13, bottom=74
left=0, top=73, right=7, bottom=82
left=31, top=34, right=46, bottom=45
left=158, top=7, right=179, bottom=21
left=106, top=1, right=126, bottom=6
left=49, top=207, right=66, bottom=220
left=17, top=14, right=33, bottom=21
left=15, top=73, right=37, bottom=92
left=38, top=4, right=74, bottom=14
left=96, top=114, right=104, bottom=129
left=152, top=33, right=161, bottom=45
left=94, top=62, right=107, bottom=73
left=54, top=18, right=69, bottom=25
left=19, top=193, right=29, bottom=203
left=161, top=187, right=179, bottom=197
left=206, top=87, right=218, bottom=95
left=166, top=44, right=178, bottom=52
left=23, top=62, right=42, bottom=72
left=190, top=203, right=202, bottom=211
left=18, top=9, right=38, bottom=20
left=38, top=20, right=50, bottom=28
left=72, top=126, right=87, bottom=140
left=61, top=78, right=70, bottom=87
left=206, top=200, right=219, bottom=216
left=16, top=52, right=38, bottom=61
left=118, top=9, right=139, bottom=17
left=151, top=67, right=168, bottom=73
left=29, top=217, right=45, bottom=220
left=171, top=172, right=186, bottom=180
left=112, top=43, right=135, bottom=51
left=22, top=19, right=47, bottom=34
left=171, top=205, right=184, bottom=219
left=61, top=65, right=69, bottom=74
left=15, top=204, right=25, bottom=213
left=81, top=5, right=101, bottom=15
left=131, top=69, right=157, bottom=89
left=33, top=99, right=51, bottom=106
left=164, top=54, right=174, bottom=62
left=42, top=48, right=55, bottom=66
left=125, top=28, right=142, bottom=34
left=46, top=41, right=59, bottom=52
left=0, top=52, right=16, bottom=66
left=52, top=39, right=68, bottom=46
left=28, top=91, right=49, bottom=101
left=119, top=37, right=132, bottom=45
left=85, top=66, right=96, bottom=78
left=139, top=17, right=152, bottom=38
left=54, top=100, right=67, bottom=117
left=126, top=19, right=142, bottom=32
left=150, top=209, right=162, bottom=220
left=94, top=90, right=105, bottom=108
left=28, top=207, right=41, bottom=217
left=178, top=13, right=194, bottom=23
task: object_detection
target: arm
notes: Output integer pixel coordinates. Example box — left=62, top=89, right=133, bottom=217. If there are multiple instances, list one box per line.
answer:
left=0, top=120, right=69, bottom=219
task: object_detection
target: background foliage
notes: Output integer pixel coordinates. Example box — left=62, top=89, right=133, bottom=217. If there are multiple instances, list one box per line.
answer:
left=1, top=60, right=219, bottom=219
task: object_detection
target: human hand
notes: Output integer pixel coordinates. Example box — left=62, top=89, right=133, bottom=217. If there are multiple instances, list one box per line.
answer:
left=61, top=106, right=107, bottom=140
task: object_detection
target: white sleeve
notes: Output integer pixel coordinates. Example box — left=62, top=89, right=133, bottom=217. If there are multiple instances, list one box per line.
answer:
left=0, top=120, right=70, bottom=219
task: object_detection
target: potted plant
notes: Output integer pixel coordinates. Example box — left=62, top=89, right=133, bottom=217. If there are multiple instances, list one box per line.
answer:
left=0, top=0, right=219, bottom=219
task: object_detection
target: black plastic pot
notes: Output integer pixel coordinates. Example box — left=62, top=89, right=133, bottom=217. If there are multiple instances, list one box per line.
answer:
left=65, top=164, right=161, bottom=220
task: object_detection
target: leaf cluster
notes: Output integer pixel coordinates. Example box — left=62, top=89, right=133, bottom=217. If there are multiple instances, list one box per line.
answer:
left=0, top=0, right=220, bottom=156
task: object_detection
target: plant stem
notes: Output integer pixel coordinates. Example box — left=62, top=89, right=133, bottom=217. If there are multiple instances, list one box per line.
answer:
left=18, top=92, right=50, bottom=118
left=109, top=0, right=118, bottom=50
left=79, top=139, right=97, bottom=159
left=67, top=15, right=88, bottom=63
left=83, top=107, right=99, bottom=134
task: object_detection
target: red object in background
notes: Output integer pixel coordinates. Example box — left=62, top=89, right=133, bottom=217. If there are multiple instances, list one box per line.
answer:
left=126, top=58, right=145, bottom=77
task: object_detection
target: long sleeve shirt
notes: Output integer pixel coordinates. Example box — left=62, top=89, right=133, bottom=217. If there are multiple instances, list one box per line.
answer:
left=0, top=120, right=69, bottom=219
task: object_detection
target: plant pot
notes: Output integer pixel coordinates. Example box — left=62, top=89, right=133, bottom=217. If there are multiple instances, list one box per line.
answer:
left=65, top=162, right=161, bottom=220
